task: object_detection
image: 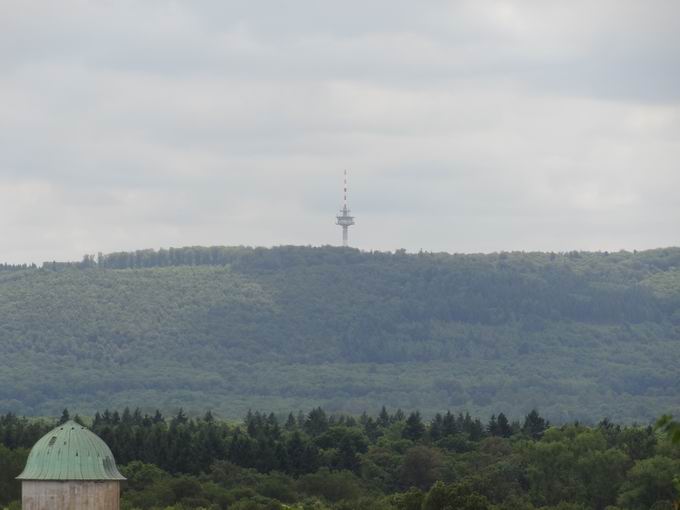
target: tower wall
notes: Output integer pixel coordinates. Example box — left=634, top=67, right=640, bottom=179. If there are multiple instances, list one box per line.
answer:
left=22, top=481, right=120, bottom=510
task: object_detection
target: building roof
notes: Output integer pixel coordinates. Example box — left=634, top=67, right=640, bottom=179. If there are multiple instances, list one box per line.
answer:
left=17, top=420, right=126, bottom=481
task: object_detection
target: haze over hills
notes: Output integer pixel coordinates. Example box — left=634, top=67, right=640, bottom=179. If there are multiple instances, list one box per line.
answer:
left=1, top=245, right=679, bottom=422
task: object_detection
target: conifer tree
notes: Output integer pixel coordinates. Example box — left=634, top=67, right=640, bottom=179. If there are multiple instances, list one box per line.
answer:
left=487, top=414, right=499, bottom=436
left=497, top=413, right=512, bottom=438
left=522, top=409, right=548, bottom=439
left=442, top=411, right=457, bottom=437
left=305, top=407, right=328, bottom=437
left=403, top=412, right=426, bottom=441
left=430, top=413, right=444, bottom=441
left=378, top=406, right=390, bottom=428
left=285, top=413, right=297, bottom=431
left=58, top=409, right=70, bottom=425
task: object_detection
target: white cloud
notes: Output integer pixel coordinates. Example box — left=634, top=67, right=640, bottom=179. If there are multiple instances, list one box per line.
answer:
left=0, top=0, right=679, bottom=263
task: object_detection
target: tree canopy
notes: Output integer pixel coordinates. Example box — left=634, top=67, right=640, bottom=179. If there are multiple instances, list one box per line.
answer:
left=1, top=245, right=679, bottom=421
left=1, top=407, right=678, bottom=509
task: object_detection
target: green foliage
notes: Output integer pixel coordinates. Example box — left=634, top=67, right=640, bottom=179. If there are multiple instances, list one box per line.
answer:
left=422, top=481, right=491, bottom=510
left=656, top=415, right=680, bottom=445
left=297, top=468, right=364, bottom=502
left=2, top=246, right=680, bottom=421
left=399, top=446, right=444, bottom=490
left=617, top=456, right=680, bottom=509
left=523, top=410, right=549, bottom=440
left=403, top=412, right=426, bottom=442
left=2, top=407, right=680, bottom=510
left=0, top=445, right=28, bottom=506
left=120, top=461, right=170, bottom=490
left=389, top=487, right=425, bottom=510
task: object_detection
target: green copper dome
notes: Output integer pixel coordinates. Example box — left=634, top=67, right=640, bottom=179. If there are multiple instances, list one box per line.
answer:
left=17, top=420, right=125, bottom=481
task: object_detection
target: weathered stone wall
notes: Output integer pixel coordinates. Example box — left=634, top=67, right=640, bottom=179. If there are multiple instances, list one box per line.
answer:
left=22, top=481, right=119, bottom=510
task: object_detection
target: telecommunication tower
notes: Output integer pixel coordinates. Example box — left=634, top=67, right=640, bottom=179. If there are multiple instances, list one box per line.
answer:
left=336, top=170, right=355, bottom=247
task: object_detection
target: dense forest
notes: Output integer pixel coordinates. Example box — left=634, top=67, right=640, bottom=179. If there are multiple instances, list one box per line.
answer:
left=1, top=245, right=680, bottom=421
left=1, top=408, right=679, bottom=509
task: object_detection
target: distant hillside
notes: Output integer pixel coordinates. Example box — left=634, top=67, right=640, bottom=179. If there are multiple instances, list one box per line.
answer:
left=1, top=246, right=679, bottom=422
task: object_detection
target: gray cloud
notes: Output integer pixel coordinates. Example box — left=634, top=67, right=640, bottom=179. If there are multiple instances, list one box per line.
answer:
left=1, top=0, right=679, bottom=263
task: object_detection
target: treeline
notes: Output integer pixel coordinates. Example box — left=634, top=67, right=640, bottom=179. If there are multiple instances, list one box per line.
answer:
left=44, top=246, right=253, bottom=270
left=0, top=407, right=541, bottom=476
left=0, top=263, right=36, bottom=271
left=1, top=408, right=679, bottom=510
left=34, top=244, right=680, bottom=275
left=36, top=244, right=680, bottom=324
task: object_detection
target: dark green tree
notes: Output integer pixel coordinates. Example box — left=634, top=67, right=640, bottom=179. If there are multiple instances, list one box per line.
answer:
left=403, top=412, right=425, bottom=441
left=305, top=408, right=329, bottom=437
left=58, top=409, right=70, bottom=425
left=522, top=410, right=548, bottom=439
left=497, top=413, right=512, bottom=438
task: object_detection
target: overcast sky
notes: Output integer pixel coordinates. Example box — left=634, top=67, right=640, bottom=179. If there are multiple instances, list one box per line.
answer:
left=1, top=1, right=679, bottom=263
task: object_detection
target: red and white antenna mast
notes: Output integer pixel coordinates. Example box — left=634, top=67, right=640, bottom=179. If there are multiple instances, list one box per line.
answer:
left=344, top=171, right=348, bottom=210
left=336, top=170, right=355, bottom=247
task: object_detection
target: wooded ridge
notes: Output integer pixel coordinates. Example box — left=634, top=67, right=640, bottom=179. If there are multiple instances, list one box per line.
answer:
left=1, top=246, right=679, bottom=421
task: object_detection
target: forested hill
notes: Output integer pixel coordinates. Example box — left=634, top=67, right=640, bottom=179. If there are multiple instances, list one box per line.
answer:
left=2, top=246, right=680, bottom=422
